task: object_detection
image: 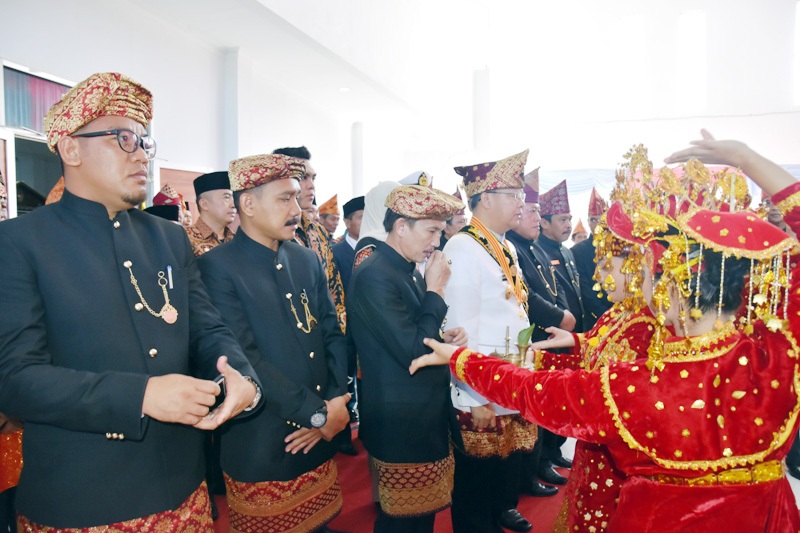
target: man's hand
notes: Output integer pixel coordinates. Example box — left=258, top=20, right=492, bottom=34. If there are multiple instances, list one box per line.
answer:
left=195, top=356, right=258, bottom=430
left=470, top=404, right=496, bottom=430
left=319, top=393, right=351, bottom=441
left=142, top=374, right=220, bottom=426
left=285, top=427, right=323, bottom=455
left=443, top=327, right=468, bottom=347
left=424, top=251, right=451, bottom=297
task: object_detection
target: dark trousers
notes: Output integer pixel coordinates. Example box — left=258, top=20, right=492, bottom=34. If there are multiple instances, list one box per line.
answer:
left=375, top=510, right=435, bottom=533
left=204, top=430, right=225, bottom=495
left=451, top=448, right=521, bottom=533
left=787, top=430, right=800, bottom=467
left=538, top=427, right=565, bottom=464
left=520, top=443, right=542, bottom=491
left=0, top=487, right=16, bottom=533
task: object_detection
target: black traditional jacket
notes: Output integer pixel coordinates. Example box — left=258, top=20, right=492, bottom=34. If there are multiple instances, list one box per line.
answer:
left=348, top=242, right=458, bottom=463
left=571, top=236, right=612, bottom=329
left=507, top=231, right=567, bottom=343
left=536, top=233, right=586, bottom=333
left=0, top=190, right=257, bottom=528
left=198, top=230, right=348, bottom=481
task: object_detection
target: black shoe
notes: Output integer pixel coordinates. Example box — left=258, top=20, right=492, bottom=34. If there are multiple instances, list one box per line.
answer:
left=552, top=456, right=573, bottom=469
left=523, top=481, right=559, bottom=497
left=497, top=509, right=533, bottom=532
left=538, top=465, right=568, bottom=485
left=210, top=496, right=219, bottom=521
left=788, top=464, right=800, bottom=481
left=336, top=442, right=358, bottom=456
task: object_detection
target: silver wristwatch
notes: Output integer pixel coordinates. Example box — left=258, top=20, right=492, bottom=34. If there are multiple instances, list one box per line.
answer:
left=243, top=376, right=261, bottom=412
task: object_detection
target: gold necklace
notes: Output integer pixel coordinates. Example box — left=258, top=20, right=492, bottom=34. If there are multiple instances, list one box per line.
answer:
left=534, top=261, right=558, bottom=297
left=286, top=290, right=317, bottom=333
left=124, top=261, right=178, bottom=324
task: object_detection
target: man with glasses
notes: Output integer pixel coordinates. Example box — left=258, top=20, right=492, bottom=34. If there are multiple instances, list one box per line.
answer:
left=0, top=72, right=260, bottom=531
left=443, top=150, right=538, bottom=533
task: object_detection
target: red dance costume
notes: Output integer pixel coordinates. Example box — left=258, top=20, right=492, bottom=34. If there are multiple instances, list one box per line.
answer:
left=534, top=306, right=658, bottom=532
left=450, top=183, right=800, bottom=531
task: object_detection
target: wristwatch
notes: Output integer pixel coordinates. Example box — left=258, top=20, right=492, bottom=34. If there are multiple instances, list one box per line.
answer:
left=310, top=406, right=328, bottom=428
left=242, top=376, right=261, bottom=412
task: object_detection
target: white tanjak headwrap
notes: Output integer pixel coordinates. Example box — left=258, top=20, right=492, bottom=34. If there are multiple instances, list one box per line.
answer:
left=359, top=181, right=400, bottom=243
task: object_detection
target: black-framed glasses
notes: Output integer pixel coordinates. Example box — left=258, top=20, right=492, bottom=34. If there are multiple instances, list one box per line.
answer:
left=71, top=129, right=157, bottom=160
left=486, top=190, right=526, bottom=202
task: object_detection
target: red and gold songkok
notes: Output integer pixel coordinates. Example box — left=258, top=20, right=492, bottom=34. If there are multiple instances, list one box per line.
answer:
left=229, top=154, right=306, bottom=192
left=384, top=184, right=465, bottom=221
left=44, top=72, right=152, bottom=152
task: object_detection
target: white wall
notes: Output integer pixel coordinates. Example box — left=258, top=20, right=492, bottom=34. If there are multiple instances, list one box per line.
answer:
left=0, top=0, right=229, bottom=172
left=0, top=0, right=357, bottom=203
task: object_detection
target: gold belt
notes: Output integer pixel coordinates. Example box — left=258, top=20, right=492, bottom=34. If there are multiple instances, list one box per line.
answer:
left=646, top=460, right=783, bottom=486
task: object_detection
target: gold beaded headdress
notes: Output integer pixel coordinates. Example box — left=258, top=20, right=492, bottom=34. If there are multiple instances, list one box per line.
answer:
left=609, top=144, right=795, bottom=371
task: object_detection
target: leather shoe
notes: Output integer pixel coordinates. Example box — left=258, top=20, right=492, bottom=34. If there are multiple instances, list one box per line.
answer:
left=538, top=465, right=568, bottom=485
left=523, top=481, right=558, bottom=497
left=497, top=509, right=533, bottom=532
left=336, top=442, right=359, bottom=456
left=552, top=456, right=573, bottom=469
left=788, top=464, right=800, bottom=481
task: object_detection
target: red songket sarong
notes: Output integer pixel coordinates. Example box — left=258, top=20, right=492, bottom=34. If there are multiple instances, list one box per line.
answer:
left=224, top=459, right=342, bottom=533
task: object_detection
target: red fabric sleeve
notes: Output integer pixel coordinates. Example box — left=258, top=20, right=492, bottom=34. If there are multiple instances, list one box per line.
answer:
left=450, top=347, right=617, bottom=443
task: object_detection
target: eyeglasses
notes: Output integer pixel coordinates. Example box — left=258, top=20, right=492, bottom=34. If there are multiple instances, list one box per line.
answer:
left=71, top=129, right=157, bottom=160
left=486, top=190, right=526, bottom=202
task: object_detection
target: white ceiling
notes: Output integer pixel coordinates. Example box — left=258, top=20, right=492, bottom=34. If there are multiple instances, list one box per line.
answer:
left=136, top=0, right=800, bottom=167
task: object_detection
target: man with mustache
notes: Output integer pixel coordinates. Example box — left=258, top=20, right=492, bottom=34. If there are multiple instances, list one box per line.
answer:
left=187, top=171, right=237, bottom=256
left=444, top=150, right=539, bottom=533
left=274, top=145, right=356, bottom=455
left=534, top=179, right=586, bottom=484
left=0, top=72, right=260, bottom=531
left=197, top=154, right=351, bottom=533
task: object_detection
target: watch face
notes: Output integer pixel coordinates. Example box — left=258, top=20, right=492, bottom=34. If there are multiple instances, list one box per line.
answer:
left=311, top=412, right=327, bottom=428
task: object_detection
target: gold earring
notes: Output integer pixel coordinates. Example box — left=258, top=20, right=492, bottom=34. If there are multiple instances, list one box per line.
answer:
left=602, top=274, right=616, bottom=293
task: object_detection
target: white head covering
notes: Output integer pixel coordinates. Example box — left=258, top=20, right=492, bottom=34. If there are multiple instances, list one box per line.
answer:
left=359, top=181, right=400, bottom=243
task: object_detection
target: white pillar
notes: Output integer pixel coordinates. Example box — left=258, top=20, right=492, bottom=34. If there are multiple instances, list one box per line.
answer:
left=221, top=47, right=239, bottom=166
left=351, top=121, right=364, bottom=196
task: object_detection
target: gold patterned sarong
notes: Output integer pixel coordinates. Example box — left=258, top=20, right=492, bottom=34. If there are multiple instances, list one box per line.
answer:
left=224, top=459, right=342, bottom=533
left=17, top=482, right=213, bottom=532
left=457, top=412, right=538, bottom=458
left=370, top=453, right=454, bottom=518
